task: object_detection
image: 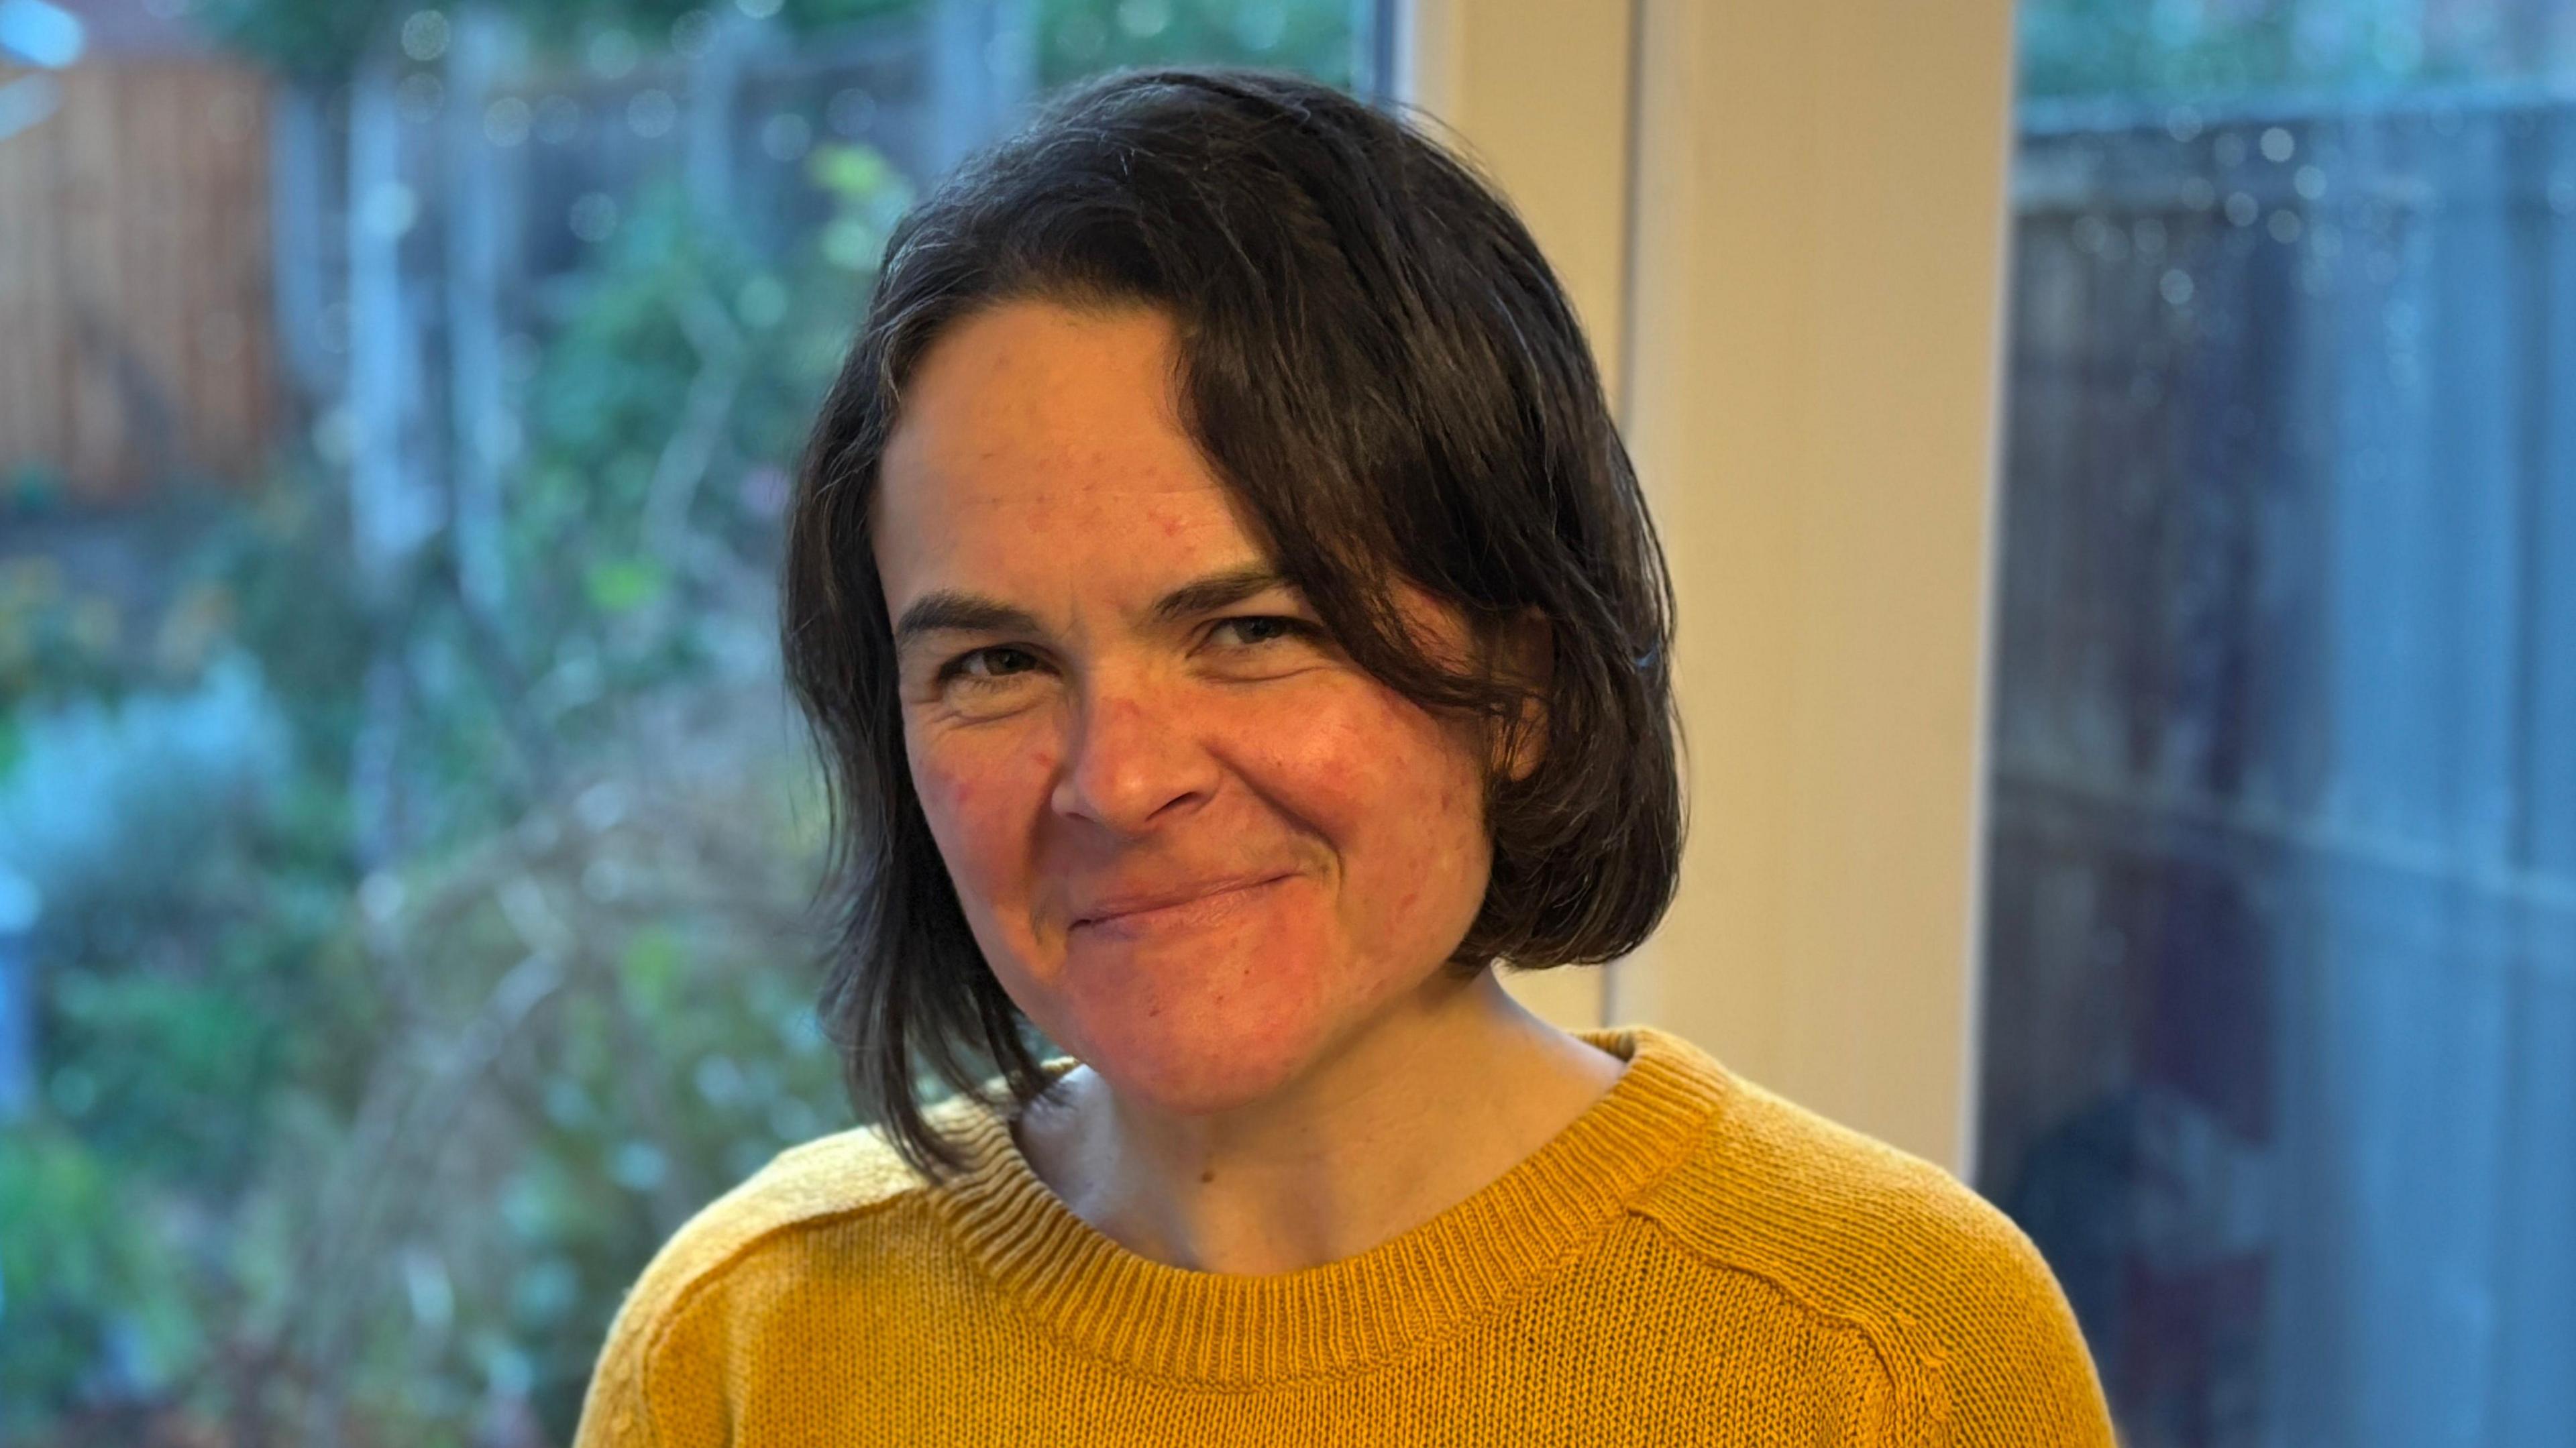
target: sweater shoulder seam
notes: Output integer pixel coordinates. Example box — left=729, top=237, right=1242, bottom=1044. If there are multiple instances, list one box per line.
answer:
left=1624, top=1204, right=1952, bottom=1427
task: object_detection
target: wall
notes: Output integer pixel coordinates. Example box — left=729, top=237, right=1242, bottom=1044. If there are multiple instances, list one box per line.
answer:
left=1407, top=0, right=2020, bottom=1176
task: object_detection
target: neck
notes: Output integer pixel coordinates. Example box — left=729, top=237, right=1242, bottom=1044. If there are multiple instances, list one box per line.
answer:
left=1011, top=967, right=1628, bottom=1276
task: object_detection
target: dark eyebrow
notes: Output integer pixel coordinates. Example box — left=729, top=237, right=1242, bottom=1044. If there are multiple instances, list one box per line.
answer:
left=890, top=565, right=1295, bottom=653
left=893, top=593, right=1046, bottom=650
left=1147, top=564, right=1293, bottom=625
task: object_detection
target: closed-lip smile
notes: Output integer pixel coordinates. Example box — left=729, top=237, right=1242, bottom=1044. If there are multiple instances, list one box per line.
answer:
left=1072, top=873, right=1291, bottom=930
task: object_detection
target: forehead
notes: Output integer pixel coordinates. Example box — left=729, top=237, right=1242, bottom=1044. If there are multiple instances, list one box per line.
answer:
left=873, top=298, right=1263, bottom=601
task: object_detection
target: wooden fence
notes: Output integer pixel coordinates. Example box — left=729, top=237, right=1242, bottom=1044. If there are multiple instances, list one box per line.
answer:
left=0, top=58, right=276, bottom=501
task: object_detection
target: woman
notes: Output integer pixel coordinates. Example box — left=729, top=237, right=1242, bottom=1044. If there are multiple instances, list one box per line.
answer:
left=574, top=66, right=2114, bottom=1447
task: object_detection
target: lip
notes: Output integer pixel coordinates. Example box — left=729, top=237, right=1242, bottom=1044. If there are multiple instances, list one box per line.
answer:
left=1071, top=873, right=1293, bottom=931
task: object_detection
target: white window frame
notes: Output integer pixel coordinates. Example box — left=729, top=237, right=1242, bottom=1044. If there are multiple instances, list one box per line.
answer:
left=1401, top=0, right=2021, bottom=1179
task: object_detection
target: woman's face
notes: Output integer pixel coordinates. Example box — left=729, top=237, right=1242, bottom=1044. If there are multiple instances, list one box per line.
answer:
left=872, top=298, right=1496, bottom=1118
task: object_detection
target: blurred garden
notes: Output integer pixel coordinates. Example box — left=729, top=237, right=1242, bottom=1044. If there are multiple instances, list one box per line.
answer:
left=0, top=1, right=1367, bottom=1443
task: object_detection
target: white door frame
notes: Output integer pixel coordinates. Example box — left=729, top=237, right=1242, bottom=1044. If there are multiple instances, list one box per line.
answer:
left=1399, top=0, right=2021, bottom=1180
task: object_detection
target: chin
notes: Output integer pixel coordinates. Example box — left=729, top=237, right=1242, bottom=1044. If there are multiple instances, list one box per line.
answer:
left=1002, top=898, right=1338, bottom=1109
left=1047, top=972, right=1344, bottom=1119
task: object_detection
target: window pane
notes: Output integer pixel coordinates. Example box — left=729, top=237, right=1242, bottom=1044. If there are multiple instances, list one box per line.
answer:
left=1978, top=4, right=2576, bottom=1445
left=0, top=2, right=1385, bottom=1441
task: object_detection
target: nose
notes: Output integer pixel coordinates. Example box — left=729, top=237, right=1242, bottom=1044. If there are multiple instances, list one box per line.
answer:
left=1049, top=673, right=1217, bottom=835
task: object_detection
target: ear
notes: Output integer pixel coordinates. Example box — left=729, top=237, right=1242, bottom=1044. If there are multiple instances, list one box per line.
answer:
left=1488, top=609, right=1553, bottom=783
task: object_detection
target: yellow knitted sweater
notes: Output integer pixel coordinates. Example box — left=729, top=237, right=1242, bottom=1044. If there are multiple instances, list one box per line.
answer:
left=570, top=1023, right=2113, bottom=1446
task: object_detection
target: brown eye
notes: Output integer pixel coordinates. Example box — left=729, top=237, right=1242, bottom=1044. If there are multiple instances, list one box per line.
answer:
left=1209, top=616, right=1310, bottom=649
left=941, top=645, right=1043, bottom=685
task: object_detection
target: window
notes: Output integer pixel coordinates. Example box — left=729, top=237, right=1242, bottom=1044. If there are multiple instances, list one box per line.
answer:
left=1978, top=3, right=2576, bottom=1443
left=0, top=2, right=1385, bottom=1441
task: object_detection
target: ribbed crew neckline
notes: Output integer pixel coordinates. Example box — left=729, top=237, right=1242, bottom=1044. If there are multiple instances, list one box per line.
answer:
left=921, top=1023, right=1734, bottom=1384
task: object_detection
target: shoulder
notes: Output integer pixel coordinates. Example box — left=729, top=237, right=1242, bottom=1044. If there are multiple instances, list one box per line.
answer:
left=1632, top=1066, right=2114, bottom=1447
left=570, top=1107, right=963, bottom=1447
left=627, top=1118, right=937, bottom=1310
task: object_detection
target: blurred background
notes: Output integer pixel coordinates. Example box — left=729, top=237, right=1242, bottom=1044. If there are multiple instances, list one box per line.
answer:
left=0, top=0, right=2568, bottom=1444
left=1981, top=5, right=2576, bottom=1443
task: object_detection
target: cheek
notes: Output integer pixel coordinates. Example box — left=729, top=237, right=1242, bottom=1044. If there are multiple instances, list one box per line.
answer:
left=1240, top=685, right=1490, bottom=927
left=905, top=722, right=1055, bottom=907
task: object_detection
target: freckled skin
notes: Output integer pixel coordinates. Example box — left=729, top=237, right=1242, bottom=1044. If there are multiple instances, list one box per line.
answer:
left=871, top=299, right=1497, bottom=1122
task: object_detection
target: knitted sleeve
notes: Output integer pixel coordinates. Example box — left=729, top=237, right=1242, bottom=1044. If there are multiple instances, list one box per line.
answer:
left=564, top=1125, right=932, bottom=1448
left=568, top=1258, right=746, bottom=1448
left=568, top=1283, right=663, bottom=1448
left=1911, top=1207, right=2118, bottom=1447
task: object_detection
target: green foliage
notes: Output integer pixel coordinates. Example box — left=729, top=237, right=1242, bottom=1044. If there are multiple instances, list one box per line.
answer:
left=2017, top=0, right=2551, bottom=101
left=188, top=0, right=396, bottom=79
left=192, top=0, right=925, bottom=80
left=0, top=127, right=897, bottom=1448
left=0, top=1125, right=200, bottom=1435
left=1034, top=0, right=1362, bottom=89
left=0, top=557, right=129, bottom=728
left=486, top=150, right=898, bottom=787
left=46, top=968, right=284, bottom=1182
left=193, top=0, right=1363, bottom=89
